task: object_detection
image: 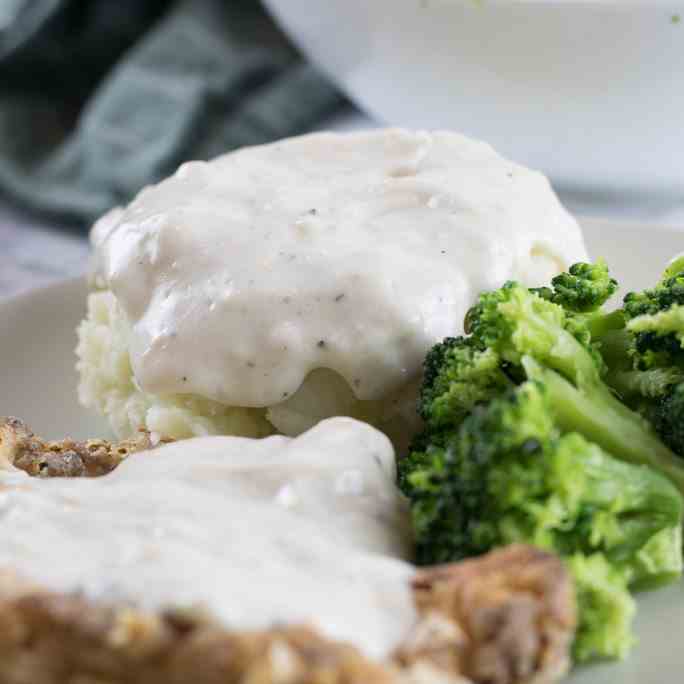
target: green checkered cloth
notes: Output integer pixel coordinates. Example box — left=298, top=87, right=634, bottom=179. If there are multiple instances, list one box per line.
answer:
left=0, top=0, right=343, bottom=225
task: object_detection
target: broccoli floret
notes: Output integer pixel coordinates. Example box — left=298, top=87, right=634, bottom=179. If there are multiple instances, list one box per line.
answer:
left=603, top=256, right=684, bottom=455
left=402, top=261, right=684, bottom=662
left=402, top=383, right=682, bottom=581
left=623, top=254, right=684, bottom=319
left=627, top=302, right=684, bottom=366
left=457, top=274, right=684, bottom=491
left=532, top=259, right=624, bottom=345
left=401, top=382, right=555, bottom=563
left=534, top=259, right=618, bottom=313
left=645, top=383, right=684, bottom=455
left=621, top=255, right=684, bottom=373
left=400, top=382, right=682, bottom=661
left=466, top=278, right=602, bottom=385
left=568, top=554, right=635, bottom=662
left=418, top=336, right=513, bottom=430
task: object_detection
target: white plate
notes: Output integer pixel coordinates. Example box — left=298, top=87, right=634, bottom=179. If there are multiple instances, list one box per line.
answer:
left=1, top=219, right=684, bottom=682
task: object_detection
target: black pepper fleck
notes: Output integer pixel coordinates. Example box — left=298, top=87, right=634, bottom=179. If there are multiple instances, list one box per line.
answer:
left=309, top=208, right=318, bottom=215
left=283, top=296, right=291, bottom=304
left=353, top=378, right=361, bottom=388
left=335, top=293, right=346, bottom=302
left=247, top=361, right=256, bottom=368
left=282, top=392, right=289, bottom=398
left=317, top=340, right=326, bottom=348
left=182, top=376, right=188, bottom=382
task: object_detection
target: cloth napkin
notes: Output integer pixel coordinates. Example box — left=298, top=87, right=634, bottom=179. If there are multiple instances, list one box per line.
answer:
left=0, top=0, right=344, bottom=226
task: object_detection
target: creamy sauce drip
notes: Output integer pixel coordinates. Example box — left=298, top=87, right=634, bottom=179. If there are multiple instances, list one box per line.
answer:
left=0, top=418, right=415, bottom=658
left=91, top=129, right=587, bottom=407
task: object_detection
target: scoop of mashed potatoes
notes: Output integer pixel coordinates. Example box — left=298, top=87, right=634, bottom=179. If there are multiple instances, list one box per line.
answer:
left=77, top=129, right=588, bottom=446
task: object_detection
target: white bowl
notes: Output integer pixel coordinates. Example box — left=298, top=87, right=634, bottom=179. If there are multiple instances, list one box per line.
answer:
left=264, top=0, right=684, bottom=199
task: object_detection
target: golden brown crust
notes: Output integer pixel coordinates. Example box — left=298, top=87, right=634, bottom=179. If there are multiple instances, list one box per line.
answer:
left=0, top=420, right=575, bottom=684
left=397, top=545, right=576, bottom=684
left=0, top=571, right=397, bottom=684
left=0, top=550, right=574, bottom=684
left=0, top=417, right=170, bottom=477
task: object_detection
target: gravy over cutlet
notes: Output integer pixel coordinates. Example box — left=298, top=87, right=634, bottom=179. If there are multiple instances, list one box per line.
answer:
left=0, top=418, right=415, bottom=659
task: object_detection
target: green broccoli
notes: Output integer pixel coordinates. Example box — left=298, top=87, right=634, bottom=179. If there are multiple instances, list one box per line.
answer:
left=401, top=261, right=684, bottom=662
left=418, top=337, right=513, bottom=432
left=421, top=270, right=684, bottom=491
left=603, top=256, right=684, bottom=455
left=532, top=259, right=618, bottom=313
left=568, top=554, right=635, bottom=662
left=401, top=381, right=682, bottom=661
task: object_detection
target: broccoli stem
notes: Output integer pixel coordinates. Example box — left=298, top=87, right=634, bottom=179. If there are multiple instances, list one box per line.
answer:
left=586, top=309, right=626, bottom=342
left=499, top=291, right=599, bottom=387
left=523, top=358, right=684, bottom=495
left=605, top=367, right=684, bottom=401
left=598, top=329, right=633, bottom=373
left=563, top=441, right=682, bottom=585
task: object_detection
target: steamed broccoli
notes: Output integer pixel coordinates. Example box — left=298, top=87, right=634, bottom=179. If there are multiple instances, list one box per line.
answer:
left=568, top=554, right=636, bottom=662
left=401, top=261, right=684, bottom=662
left=602, top=256, right=684, bottom=455
left=419, top=268, right=684, bottom=491
left=400, top=382, right=682, bottom=660
left=532, top=259, right=618, bottom=313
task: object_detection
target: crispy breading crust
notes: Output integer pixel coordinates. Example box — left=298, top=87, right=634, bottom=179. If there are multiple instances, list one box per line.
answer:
left=398, top=546, right=576, bottom=684
left=0, top=417, right=170, bottom=477
left=0, top=571, right=400, bottom=684
left=0, top=420, right=575, bottom=684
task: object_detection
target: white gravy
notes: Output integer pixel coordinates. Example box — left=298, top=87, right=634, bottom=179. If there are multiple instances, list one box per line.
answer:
left=91, top=129, right=587, bottom=407
left=0, top=418, right=415, bottom=658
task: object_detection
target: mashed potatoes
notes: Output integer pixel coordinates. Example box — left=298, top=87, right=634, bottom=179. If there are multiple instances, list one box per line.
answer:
left=77, top=289, right=417, bottom=442
left=77, top=290, right=272, bottom=439
left=77, top=129, right=587, bottom=444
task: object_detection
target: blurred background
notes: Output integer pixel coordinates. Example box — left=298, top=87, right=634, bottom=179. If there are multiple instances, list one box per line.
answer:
left=2, top=0, right=683, bottom=298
